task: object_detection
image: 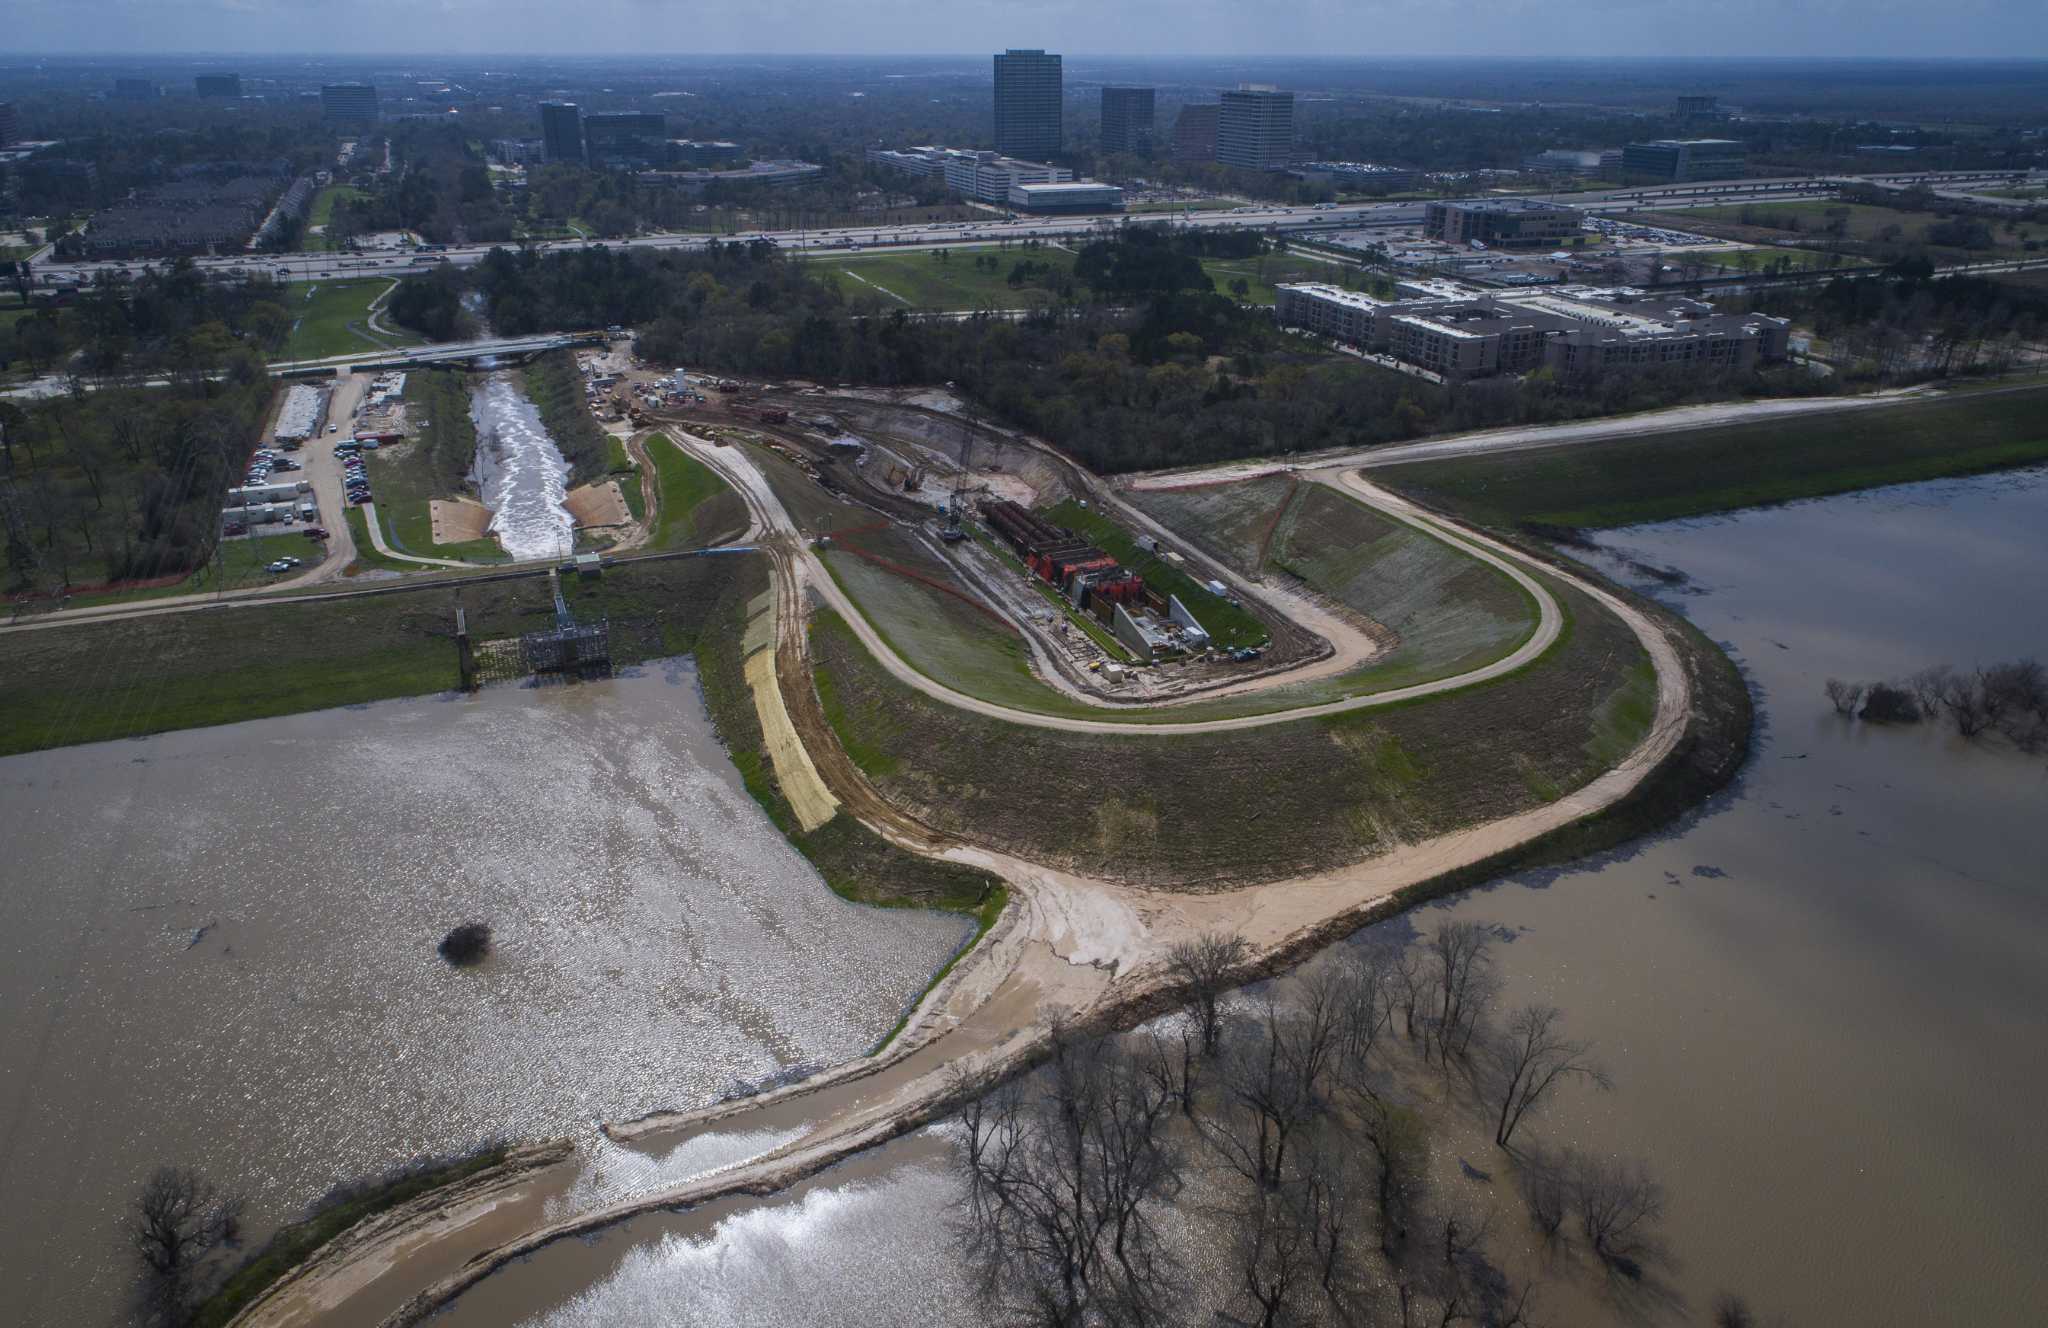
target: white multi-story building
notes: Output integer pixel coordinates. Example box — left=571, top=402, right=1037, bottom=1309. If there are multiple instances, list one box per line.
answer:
left=1276, top=281, right=1791, bottom=380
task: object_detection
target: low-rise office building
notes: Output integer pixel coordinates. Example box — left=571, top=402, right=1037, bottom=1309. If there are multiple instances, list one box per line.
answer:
left=1291, top=161, right=1420, bottom=191
left=1276, top=281, right=1789, bottom=380
left=636, top=159, right=823, bottom=194
left=1425, top=198, right=1583, bottom=247
left=1621, top=138, right=1748, bottom=183
left=1007, top=181, right=1124, bottom=213
left=866, top=145, right=1073, bottom=203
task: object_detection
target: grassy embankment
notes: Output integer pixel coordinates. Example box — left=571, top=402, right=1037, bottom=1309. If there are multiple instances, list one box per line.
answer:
left=646, top=434, right=749, bottom=551
left=608, top=436, right=645, bottom=523
left=1129, top=478, right=1542, bottom=700
left=281, top=280, right=419, bottom=362
left=808, top=563, right=1653, bottom=888
left=368, top=369, right=503, bottom=561
left=185, top=1146, right=509, bottom=1328
left=1381, top=383, right=2048, bottom=531
left=690, top=556, right=1006, bottom=945
left=816, top=248, right=1080, bottom=311
left=521, top=350, right=610, bottom=487
left=0, top=557, right=738, bottom=756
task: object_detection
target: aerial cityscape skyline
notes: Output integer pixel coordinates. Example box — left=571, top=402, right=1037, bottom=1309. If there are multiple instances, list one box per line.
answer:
left=5, top=0, right=2047, bottom=59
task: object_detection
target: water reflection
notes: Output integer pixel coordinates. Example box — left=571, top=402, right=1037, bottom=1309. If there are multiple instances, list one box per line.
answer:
left=0, top=662, right=970, bottom=1324
left=475, top=467, right=2048, bottom=1327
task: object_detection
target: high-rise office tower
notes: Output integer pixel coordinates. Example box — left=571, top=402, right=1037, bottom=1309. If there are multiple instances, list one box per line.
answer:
left=1216, top=85, right=1295, bottom=172
left=194, top=74, right=242, bottom=98
left=993, top=49, right=1062, bottom=159
left=540, top=101, right=585, bottom=165
left=113, top=78, right=160, bottom=101
left=1100, top=87, right=1156, bottom=154
left=581, top=112, right=668, bottom=171
left=0, top=102, right=18, bottom=147
left=1173, top=104, right=1220, bottom=162
left=321, top=84, right=381, bottom=129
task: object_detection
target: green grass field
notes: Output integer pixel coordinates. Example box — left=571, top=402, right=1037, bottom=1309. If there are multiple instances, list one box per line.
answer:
left=1380, top=384, right=2048, bottom=530
left=1659, top=199, right=2036, bottom=261
left=815, top=248, right=1079, bottom=311
left=281, top=280, right=419, bottom=362
left=1200, top=253, right=1356, bottom=305
left=1682, top=245, right=1839, bottom=273
left=305, top=185, right=370, bottom=250
left=0, top=557, right=744, bottom=756
left=646, top=435, right=747, bottom=550
left=1128, top=477, right=1541, bottom=699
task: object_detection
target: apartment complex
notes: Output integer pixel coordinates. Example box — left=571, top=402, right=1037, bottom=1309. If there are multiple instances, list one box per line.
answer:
left=1216, top=86, right=1295, bottom=172
left=1621, top=138, right=1748, bottom=183
left=194, top=74, right=242, bottom=99
left=993, top=49, right=1063, bottom=159
left=866, top=146, right=1073, bottom=203
left=582, top=112, right=667, bottom=170
left=539, top=101, right=584, bottom=165
left=1173, top=104, right=1220, bottom=162
left=320, top=84, right=380, bottom=129
left=1100, top=87, right=1156, bottom=154
left=1425, top=199, right=1583, bottom=248
left=1276, top=281, right=1790, bottom=381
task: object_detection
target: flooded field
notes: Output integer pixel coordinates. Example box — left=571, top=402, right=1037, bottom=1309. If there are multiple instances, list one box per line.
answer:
left=470, top=372, right=575, bottom=560
left=445, top=468, right=2048, bottom=1327
left=0, top=662, right=971, bottom=1325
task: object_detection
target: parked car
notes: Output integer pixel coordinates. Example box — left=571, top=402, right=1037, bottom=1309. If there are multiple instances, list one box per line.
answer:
left=265, top=559, right=293, bottom=573
left=303, top=527, right=329, bottom=540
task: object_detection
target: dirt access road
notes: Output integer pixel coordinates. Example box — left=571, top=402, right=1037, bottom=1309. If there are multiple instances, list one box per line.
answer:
left=226, top=422, right=1695, bottom=1328
left=1121, top=384, right=1945, bottom=492
left=676, top=428, right=1561, bottom=734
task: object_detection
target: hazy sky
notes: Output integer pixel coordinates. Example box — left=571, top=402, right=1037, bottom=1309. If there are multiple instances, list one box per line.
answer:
left=5, top=0, right=2043, bottom=59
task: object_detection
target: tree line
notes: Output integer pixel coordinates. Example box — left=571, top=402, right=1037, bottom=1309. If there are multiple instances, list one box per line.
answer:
left=387, top=230, right=1832, bottom=477
left=1826, top=658, right=2048, bottom=752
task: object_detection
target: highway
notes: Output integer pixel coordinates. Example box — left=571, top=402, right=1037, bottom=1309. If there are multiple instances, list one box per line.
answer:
left=29, top=167, right=2043, bottom=291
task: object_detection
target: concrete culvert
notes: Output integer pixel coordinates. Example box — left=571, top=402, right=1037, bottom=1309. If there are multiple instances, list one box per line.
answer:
left=438, top=922, right=493, bottom=967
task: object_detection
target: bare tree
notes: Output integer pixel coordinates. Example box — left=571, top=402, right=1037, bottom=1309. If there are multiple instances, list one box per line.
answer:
left=1489, top=1004, right=1610, bottom=1149
left=953, top=1030, right=1182, bottom=1326
left=1822, top=678, right=1865, bottom=717
left=1424, top=921, right=1497, bottom=1070
left=1391, top=946, right=1428, bottom=1042
left=1571, top=1152, right=1666, bottom=1274
left=130, top=1167, right=244, bottom=1324
left=1207, top=974, right=1345, bottom=1192
left=1906, top=664, right=1954, bottom=717
left=1168, top=932, right=1249, bottom=1055
left=1939, top=670, right=1994, bottom=737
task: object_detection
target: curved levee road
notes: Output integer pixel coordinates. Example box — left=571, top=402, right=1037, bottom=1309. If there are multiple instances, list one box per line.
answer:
left=679, top=430, right=1563, bottom=734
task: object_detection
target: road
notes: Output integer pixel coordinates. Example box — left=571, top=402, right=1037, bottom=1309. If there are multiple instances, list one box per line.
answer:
left=31, top=167, right=2043, bottom=292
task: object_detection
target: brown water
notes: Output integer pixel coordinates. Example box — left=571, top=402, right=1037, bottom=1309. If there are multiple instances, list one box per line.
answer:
left=0, top=661, right=971, bottom=1326
left=437, top=467, right=2048, bottom=1328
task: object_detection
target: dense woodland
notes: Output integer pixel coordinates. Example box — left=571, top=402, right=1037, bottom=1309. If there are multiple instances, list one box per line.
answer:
left=1, top=373, right=272, bottom=592
left=390, top=228, right=1838, bottom=474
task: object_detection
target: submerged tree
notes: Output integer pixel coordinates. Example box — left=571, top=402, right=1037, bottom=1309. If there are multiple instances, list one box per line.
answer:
left=1166, top=932, right=1248, bottom=1055
left=130, top=1167, right=243, bottom=1325
left=1488, top=1003, right=1610, bottom=1149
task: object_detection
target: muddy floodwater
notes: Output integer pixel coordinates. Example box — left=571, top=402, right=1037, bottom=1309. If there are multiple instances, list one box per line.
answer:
left=470, top=372, right=575, bottom=560
left=447, top=467, right=2048, bottom=1328
left=0, top=661, right=971, bottom=1325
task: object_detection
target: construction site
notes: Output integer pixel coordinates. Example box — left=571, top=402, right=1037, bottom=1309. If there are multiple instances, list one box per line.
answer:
left=585, top=358, right=1335, bottom=706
